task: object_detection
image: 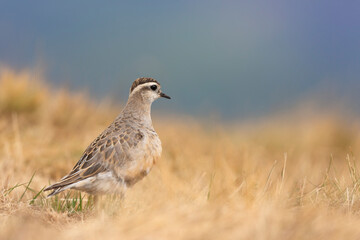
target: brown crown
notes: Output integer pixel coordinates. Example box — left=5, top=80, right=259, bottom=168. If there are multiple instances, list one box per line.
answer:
left=130, top=77, right=160, bottom=93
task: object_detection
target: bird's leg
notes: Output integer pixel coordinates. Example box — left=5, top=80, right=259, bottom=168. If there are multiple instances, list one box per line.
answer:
left=93, top=195, right=98, bottom=205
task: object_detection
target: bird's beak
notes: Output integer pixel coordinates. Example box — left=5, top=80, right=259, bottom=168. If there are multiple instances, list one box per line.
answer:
left=160, top=92, right=171, bottom=99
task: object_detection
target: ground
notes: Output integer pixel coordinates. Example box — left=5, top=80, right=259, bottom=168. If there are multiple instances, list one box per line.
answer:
left=1, top=67, right=360, bottom=240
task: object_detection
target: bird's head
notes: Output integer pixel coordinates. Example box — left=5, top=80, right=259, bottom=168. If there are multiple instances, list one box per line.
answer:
left=129, top=77, right=171, bottom=103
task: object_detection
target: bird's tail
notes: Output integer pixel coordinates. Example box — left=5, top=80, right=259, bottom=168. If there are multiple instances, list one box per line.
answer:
left=44, top=182, right=72, bottom=198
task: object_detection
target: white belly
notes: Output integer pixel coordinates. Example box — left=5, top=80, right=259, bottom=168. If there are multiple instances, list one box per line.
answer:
left=71, top=172, right=126, bottom=195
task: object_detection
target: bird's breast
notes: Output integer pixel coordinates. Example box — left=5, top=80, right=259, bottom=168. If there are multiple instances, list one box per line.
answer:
left=147, top=131, right=162, bottom=162
left=119, top=130, right=161, bottom=187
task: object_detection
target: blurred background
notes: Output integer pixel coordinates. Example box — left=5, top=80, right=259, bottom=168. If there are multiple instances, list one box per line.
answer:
left=1, top=0, right=360, bottom=118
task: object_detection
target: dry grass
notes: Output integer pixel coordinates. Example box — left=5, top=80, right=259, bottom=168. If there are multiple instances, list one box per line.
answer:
left=1, top=67, right=360, bottom=239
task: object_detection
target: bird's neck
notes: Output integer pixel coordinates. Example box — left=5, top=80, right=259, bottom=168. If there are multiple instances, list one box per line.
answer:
left=120, top=93, right=153, bottom=127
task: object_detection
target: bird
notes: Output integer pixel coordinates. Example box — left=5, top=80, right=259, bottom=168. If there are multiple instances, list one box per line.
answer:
left=44, top=77, right=171, bottom=197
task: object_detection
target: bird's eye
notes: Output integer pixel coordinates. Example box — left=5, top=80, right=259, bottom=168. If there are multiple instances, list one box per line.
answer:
left=150, top=85, right=157, bottom=91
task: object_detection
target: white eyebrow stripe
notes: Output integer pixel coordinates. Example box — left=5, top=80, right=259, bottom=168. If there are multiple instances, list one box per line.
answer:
left=130, top=82, right=159, bottom=94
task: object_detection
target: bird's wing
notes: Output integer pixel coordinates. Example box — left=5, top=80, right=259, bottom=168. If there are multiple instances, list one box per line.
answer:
left=45, top=124, right=145, bottom=191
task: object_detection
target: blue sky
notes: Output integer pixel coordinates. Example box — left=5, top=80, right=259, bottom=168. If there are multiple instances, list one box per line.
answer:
left=1, top=1, right=360, bottom=117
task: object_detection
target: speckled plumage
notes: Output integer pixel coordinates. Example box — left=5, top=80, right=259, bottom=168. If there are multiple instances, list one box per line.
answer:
left=44, top=78, right=170, bottom=197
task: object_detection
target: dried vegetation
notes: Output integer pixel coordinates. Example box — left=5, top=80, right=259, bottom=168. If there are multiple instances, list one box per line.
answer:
left=1, top=67, right=360, bottom=239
